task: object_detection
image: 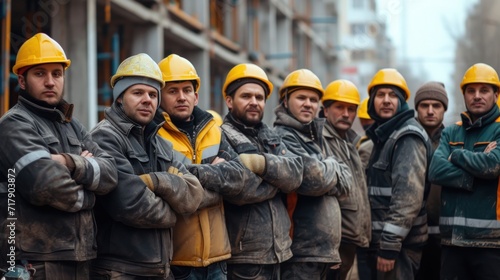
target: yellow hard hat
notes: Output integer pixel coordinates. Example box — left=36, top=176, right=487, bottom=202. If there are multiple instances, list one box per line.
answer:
left=12, top=33, right=71, bottom=75
left=110, top=53, right=164, bottom=88
left=207, top=110, right=223, bottom=126
left=158, top=54, right=201, bottom=92
left=223, top=63, right=274, bottom=99
left=460, top=63, right=500, bottom=92
left=322, top=79, right=360, bottom=105
left=358, top=97, right=371, bottom=119
left=279, top=69, right=324, bottom=100
left=367, top=68, right=410, bottom=100
left=111, top=53, right=165, bottom=101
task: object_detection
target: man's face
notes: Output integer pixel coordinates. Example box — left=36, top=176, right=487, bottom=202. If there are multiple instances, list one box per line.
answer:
left=417, top=100, right=445, bottom=130
left=118, top=84, right=158, bottom=126
left=225, top=83, right=266, bottom=126
left=18, top=63, right=65, bottom=106
left=160, top=81, right=198, bottom=122
left=464, top=83, right=498, bottom=119
left=323, top=101, right=357, bottom=134
left=284, top=89, right=320, bottom=124
left=373, top=88, right=399, bottom=120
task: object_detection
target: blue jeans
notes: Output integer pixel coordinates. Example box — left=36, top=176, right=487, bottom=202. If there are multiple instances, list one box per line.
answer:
left=171, top=262, right=227, bottom=280
left=227, top=263, right=280, bottom=280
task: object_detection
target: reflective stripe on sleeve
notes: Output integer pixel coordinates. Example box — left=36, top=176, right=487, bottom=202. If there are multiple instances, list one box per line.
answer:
left=383, top=223, right=410, bottom=237
left=15, top=150, right=51, bottom=173
left=86, top=157, right=100, bottom=191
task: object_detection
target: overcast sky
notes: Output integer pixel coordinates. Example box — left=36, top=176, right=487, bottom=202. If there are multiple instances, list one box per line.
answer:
left=376, top=0, right=478, bottom=121
left=377, top=0, right=477, bottom=85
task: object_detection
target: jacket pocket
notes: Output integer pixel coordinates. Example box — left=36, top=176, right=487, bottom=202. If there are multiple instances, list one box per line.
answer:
left=67, top=136, right=83, bottom=155
left=42, top=135, right=61, bottom=152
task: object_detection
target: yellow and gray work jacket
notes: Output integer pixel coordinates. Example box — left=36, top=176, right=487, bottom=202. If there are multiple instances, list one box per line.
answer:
left=157, top=106, right=231, bottom=267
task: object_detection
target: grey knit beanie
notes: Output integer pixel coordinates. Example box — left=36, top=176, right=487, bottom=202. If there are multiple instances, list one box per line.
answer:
left=414, top=81, right=448, bottom=110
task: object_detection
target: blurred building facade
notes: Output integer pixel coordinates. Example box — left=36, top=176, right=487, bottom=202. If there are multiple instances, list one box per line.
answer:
left=451, top=0, right=500, bottom=122
left=1, top=0, right=393, bottom=129
left=336, top=0, right=394, bottom=102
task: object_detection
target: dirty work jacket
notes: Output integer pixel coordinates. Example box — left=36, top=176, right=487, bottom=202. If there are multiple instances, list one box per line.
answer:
left=90, top=104, right=203, bottom=277
left=357, top=136, right=373, bottom=171
left=157, top=107, right=233, bottom=267
left=429, top=106, right=500, bottom=248
left=366, top=109, right=431, bottom=260
left=0, top=95, right=117, bottom=264
left=220, top=113, right=303, bottom=264
left=273, top=105, right=352, bottom=263
left=323, top=122, right=371, bottom=248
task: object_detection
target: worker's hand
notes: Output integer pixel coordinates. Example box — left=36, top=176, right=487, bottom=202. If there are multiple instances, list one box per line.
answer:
left=167, top=166, right=183, bottom=177
left=51, top=153, right=76, bottom=173
left=211, top=156, right=226, bottom=164
left=239, top=153, right=266, bottom=176
left=51, top=154, right=67, bottom=166
left=80, top=150, right=93, bottom=158
left=377, top=256, right=395, bottom=272
left=484, top=141, right=497, bottom=153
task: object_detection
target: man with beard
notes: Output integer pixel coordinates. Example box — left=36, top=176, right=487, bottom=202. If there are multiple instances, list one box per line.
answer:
left=217, top=63, right=304, bottom=279
left=273, top=69, right=352, bottom=280
left=90, top=53, right=204, bottom=279
left=429, top=63, right=500, bottom=280
left=413, top=81, right=448, bottom=280
left=156, top=55, right=283, bottom=280
left=365, top=69, right=431, bottom=280
left=0, top=33, right=117, bottom=279
left=321, top=80, right=371, bottom=280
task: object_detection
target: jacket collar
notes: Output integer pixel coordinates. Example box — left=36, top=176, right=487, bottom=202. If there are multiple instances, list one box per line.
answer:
left=273, top=104, right=325, bottom=142
left=105, top=102, right=163, bottom=138
left=323, top=120, right=360, bottom=146
left=367, top=109, right=415, bottom=143
left=225, top=112, right=263, bottom=138
left=18, top=95, right=74, bottom=123
left=158, top=106, right=213, bottom=133
left=461, top=105, right=500, bottom=130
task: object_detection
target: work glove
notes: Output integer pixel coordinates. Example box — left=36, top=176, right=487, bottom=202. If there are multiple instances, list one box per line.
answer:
left=239, top=153, right=266, bottom=176
left=167, top=166, right=183, bottom=177
left=139, top=174, right=157, bottom=191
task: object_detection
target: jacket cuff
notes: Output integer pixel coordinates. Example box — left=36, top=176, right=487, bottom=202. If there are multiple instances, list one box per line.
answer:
left=449, top=149, right=462, bottom=165
left=62, top=153, right=76, bottom=174
left=378, top=249, right=399, bottom=260
left=187, top=164, right=212, bottom=189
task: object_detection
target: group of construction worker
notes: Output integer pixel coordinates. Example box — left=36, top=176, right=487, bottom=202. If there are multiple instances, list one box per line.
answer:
left=0, top=32, right=499, bottom=280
